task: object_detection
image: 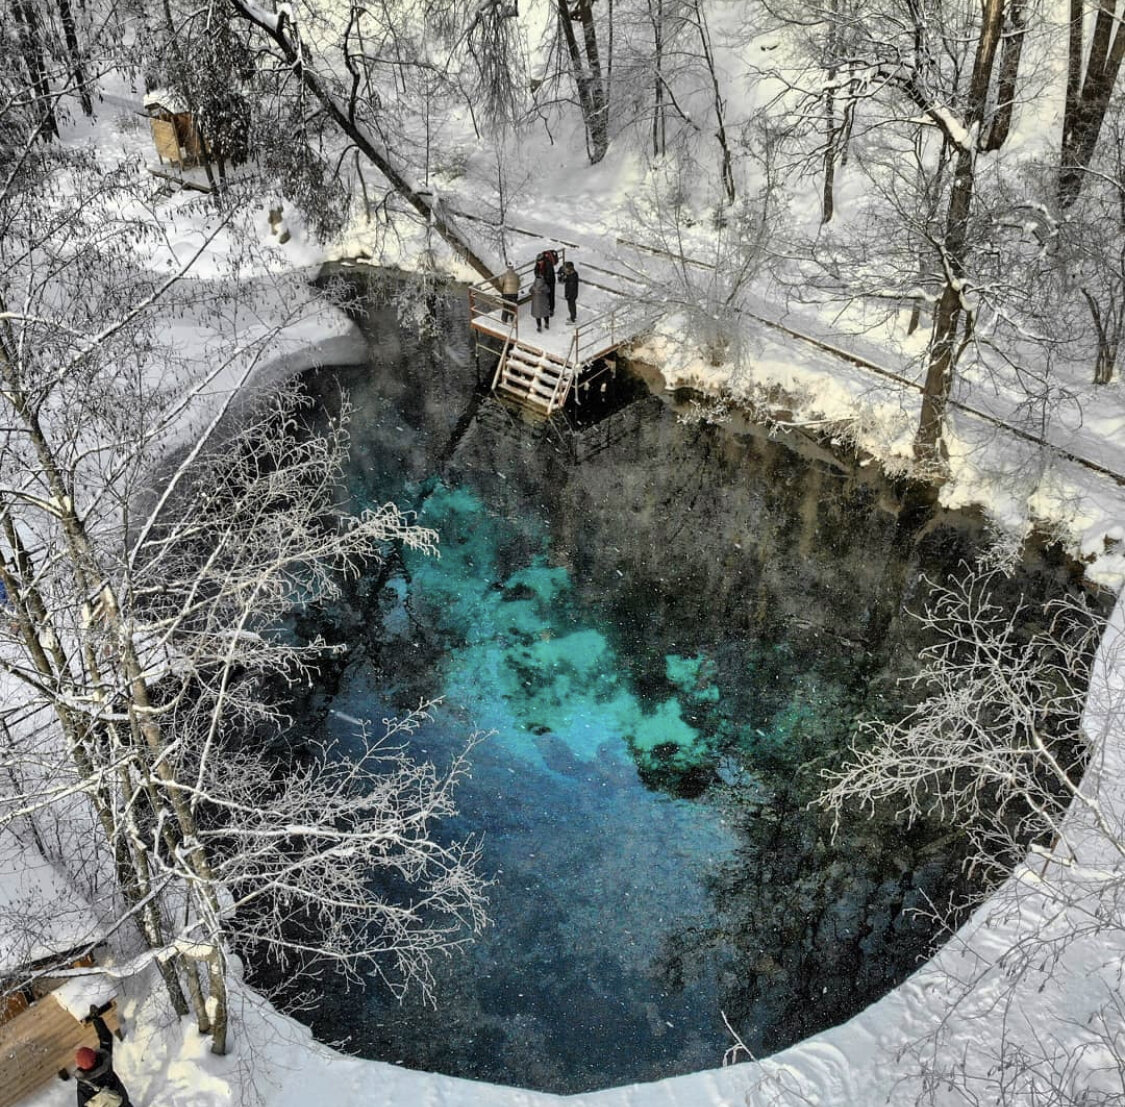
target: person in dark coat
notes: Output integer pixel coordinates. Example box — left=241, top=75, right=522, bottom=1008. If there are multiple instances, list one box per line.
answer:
left=530, top=274, right=551, bottom=332
left=558, top=260, right=579, bottom=323
left=75, top=1007, right=133, bottom=1107
left=535, top=251, right=557, bottom=316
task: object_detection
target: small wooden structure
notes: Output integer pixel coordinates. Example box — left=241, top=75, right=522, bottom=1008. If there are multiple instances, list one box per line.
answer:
left=144, top=89, right=206, bottom=170
left=0, top=994, right=120, bottom=1107
left=0, top=832, right=115, bottom=1106
left=468, top=251, right=660, bottom=416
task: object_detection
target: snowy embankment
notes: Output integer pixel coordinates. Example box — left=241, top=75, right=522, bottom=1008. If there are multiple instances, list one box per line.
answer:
left=23, top=591, right=1122, bottom=1107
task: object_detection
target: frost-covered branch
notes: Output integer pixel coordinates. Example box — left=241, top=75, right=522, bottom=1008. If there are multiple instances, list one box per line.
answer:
left=821, top=564, right=1108, bottom=886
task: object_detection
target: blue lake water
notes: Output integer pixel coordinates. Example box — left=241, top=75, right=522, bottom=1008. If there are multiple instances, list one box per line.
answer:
left=259, top=273, right=1093, bottom=1093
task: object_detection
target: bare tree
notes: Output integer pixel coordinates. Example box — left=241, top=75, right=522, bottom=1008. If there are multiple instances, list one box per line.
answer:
left=683, top=0, right=735, bottom=201
left=819, top=562, right=1125, bottom=1103
left=618, top=148, right=778, bottom=370
left=821, top=564, right=1103, bottom=887
left=760, top=0, right=1037, bottom=467
left=0, top=88, right=488, bottom=1052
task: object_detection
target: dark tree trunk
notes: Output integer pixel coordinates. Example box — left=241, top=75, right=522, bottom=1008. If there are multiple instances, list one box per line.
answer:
left=558, top=0, right=609, bottom=164
left=914, top=0, right=1011, bottom=465
left=1059, top=0, right=1125, bottom=206
left=56, top=0, right=94, bottom=117
left=651, top=0, right=665, bottom=157
left=984, top=0, right=1025, bottom=150
left=1082, top=286, right=1121, bottom=384
left=12, top=0, right=59, bottom=140
left=821, top=87, right=837, bottom=223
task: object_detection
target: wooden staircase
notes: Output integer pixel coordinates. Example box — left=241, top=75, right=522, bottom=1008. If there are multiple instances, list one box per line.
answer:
left=492, top=338, right=575, bottom=415
left=469, top=251, right=659, bottom=418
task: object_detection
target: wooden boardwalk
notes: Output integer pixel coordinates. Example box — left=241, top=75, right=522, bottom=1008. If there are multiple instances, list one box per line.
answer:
left=0, top=995, right=120, bottom=1107
left=468, top=254, right=658, bottom=415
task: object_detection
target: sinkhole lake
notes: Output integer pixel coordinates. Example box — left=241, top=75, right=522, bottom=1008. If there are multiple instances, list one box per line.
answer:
left=261, top=273, right=1094, bottom=1094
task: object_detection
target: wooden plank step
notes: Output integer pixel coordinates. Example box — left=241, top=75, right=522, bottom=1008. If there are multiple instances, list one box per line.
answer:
left=497, top=390, right=554, bottom=414
left=498, top=378, right=557, bottom=404
left=508, top=347, right=570, bottom=367
left=502, top=385, right=560, bottom=406
left=499, top=366, right=563, bottom=389
left=502, top=368, right=563, bottom=390
left=501, top=357, right=565, bottom=382
left=503, top=353, right=565, bottom=376
left=0, top=995, right=120, bottom=1107
left=497, top=370, right=559, bottom=398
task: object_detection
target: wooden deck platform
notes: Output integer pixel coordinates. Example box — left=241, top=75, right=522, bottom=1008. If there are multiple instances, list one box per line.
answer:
left=0, top=995, right=120, bottom=1107
left=469, top=254, right=659, bottom=415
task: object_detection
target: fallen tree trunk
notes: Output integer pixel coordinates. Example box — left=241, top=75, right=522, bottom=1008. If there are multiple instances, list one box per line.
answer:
left=224, top=0, right=497, bottom=281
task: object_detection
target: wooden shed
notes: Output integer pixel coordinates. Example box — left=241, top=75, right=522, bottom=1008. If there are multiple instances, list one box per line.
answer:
left=144, top=88, right=207, bottom=169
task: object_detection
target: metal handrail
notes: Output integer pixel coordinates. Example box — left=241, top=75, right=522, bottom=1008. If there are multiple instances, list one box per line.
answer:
left=470, top=286, right=521, bottom=340
left=545, top=346, right=574, bottom=412
left=466, top=248, right=567, bottom=295
left=573, top=300, right=657, bottom=361
left=491, top=329, right=516, bottom=392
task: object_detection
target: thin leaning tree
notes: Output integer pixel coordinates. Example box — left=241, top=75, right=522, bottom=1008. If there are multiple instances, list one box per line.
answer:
left=206, top=0, right=525, bottom=277
left=0, top=100, right=488, bottom=1053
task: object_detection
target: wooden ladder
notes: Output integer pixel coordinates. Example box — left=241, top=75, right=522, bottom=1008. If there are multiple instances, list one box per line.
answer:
left=493, top=339, right=575, bottom=415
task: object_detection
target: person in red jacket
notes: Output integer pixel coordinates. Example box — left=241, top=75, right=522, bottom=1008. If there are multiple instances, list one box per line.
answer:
left=534, top=250, right=557, bottom=316
left=75, top=1006, right=133, bottom=1107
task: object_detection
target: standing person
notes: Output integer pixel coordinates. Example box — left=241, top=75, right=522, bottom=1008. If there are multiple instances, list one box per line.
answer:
left=530, top=274, right=551, bottom=333
left=499, top=264, right=520, bottom=323
left=558, top=260, right=579, bottom=324
left=535, top=250, right=557, bottom=316
left=75, top=1006, right=133, bottom=1107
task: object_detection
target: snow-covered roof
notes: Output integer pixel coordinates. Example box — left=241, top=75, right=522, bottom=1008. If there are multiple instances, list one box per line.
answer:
left=0, top=831, right=104, bottom=974
left=143, top=88, right=190, bottom=115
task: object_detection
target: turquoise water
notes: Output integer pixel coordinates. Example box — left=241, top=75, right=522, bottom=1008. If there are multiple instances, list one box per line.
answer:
left=263, top=274, right=1092, bottom=1093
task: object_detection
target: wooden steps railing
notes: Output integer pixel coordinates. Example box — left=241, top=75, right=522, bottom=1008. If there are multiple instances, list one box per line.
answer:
left=493, top=340, right=574, bottom=414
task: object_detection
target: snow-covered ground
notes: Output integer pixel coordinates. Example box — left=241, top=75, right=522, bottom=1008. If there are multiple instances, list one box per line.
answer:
left=10, top=22, right=1125, bottom=1105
